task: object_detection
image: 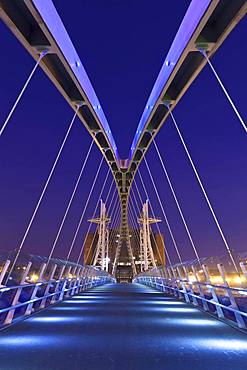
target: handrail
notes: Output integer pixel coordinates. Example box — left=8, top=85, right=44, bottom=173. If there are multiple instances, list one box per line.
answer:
left=134, top=272, right=247, bottom=330
left=0, top=266, right=115, bottom=327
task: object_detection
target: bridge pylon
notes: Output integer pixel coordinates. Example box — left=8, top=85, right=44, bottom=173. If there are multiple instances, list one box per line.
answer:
left=138, top=200, right=160, bottom=271
left=89, top=200, right=111, bottom=272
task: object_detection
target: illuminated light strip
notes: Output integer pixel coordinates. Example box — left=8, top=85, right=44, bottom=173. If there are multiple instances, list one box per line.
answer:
left=196, top=338, right=247, bottom=351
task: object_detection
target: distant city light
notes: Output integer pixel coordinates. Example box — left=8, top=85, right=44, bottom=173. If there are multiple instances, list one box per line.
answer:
left=30, top=274, right=39, bottom=283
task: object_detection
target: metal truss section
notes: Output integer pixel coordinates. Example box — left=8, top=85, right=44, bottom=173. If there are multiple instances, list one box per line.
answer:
left=91, top=200, right=111, bottom=272
left=139, top=200, right=160, bottom=272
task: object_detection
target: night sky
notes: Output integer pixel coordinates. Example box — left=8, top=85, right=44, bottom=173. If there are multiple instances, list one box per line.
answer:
left=0, top=0, right=246, bottom=265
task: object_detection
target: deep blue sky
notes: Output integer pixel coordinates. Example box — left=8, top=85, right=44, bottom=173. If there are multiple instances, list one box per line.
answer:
left=0, top=0, right=246, bottom=265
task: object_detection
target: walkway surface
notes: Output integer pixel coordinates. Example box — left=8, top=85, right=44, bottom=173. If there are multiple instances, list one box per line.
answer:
left=1, top=283, right=247, bottom=370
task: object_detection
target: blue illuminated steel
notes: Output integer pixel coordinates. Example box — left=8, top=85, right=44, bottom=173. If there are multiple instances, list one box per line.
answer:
left=134, top=264, right=247, bottom=330
left=130, top=0, right=211, bottom=158
left=0, top=265, right=115, bottom=327
left=31, top=0, right=118, bottom=160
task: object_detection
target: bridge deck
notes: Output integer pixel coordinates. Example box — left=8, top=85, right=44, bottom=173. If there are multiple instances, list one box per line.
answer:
left=1, top=283, right=247, bottom=370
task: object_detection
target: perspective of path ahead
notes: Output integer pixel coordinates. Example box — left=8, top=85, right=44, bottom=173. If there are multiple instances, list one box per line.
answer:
left=0, top=1, right=246, bottom=369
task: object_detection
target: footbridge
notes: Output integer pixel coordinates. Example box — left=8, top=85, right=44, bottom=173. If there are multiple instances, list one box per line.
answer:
left=0, top=1, right=246, bottom=369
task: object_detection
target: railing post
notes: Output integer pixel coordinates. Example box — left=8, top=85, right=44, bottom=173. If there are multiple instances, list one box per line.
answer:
left=71, top=267, right=82, bottom=296
left=202, top=264, right=224, bottom=319
left=182, top=265, right=198, bottom=305
left=162, top=267, right=169, bottom=293
left=191, top=264, right=209, bottom=311
left=4, top=262, right=32, bottom=325
left=39, top=264, right=57, bottom=309
left=82, top=267, right=89, bottom=291
left=51, top=265, right=65, bottom=304
left=217, top=263, right=246, bottom=329
left=59, top=266, right=72, bottom=301
left=76, top=267, right=85, bottom=294
left=0, top=260, right=11, bottom=287
left=177, top=266, right=190, bottom=303
left=25, top=262, right=46, bottom=316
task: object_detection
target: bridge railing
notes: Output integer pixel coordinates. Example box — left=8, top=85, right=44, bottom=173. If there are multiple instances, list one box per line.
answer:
left=133, top=259, right=247, bottom=330
left=0, top=260, right=115, bottom=327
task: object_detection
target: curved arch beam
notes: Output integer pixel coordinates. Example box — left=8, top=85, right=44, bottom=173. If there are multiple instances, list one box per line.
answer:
left=127, top=0, right=246, bottom=182
left=1, top=0, right=246, bottom=265
left=0, top=0, right=119, bottom=167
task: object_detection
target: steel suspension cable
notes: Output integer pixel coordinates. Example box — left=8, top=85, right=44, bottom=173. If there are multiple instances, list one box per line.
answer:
left=128, top=196, right=141, bottom=244
left=0, top=51, right=47, bottom=138
left=76, top=168, right=111, bottom=264
left=110, top=210, right=121, bottom=251
left=168, top=106, right=238, bottom=271
left=84, top=225, right=99, bottom=265
left=129, top=193, right=145, bottom=255
left=134, top=173, right=164, bottom=254
left=107, top=187, right=117, bottom=215
left=7, top=106, right=80, bottom=280
left=108, top=190, right=119, bottom=219
left=143, top=157, right=183, bottom=264
left=137, top=173, right=172, bottom=265
left=131, top=186, right=141, bottom=214
left=109, top=202, right=121, bottom=248
left=129, top=192, right=140, bottom=222
left=153, top=139, right=200, bottom=261
left=133, top=179, right=143, bottom=208
left=89, top=228, right=99, bottom=265
left=105, top=178, right=115, bottom=204
left=201, top=50, right=247, bottom=134
left=66, top=156, right=104, bottom=262
left=129, top=204, right=140, bottom=242
left=46, top=140, right=94, bottom=264
left=128, top=206, right=139, bottom=249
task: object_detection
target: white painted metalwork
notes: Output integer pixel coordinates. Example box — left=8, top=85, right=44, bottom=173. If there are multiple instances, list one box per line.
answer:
left=92, top=200, right=111, bottom=271
left=134, top=259, right=247, bottom=330
left=138, top=200, right=158, bottom=272
left=0, top=261, right=115, bottom=327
